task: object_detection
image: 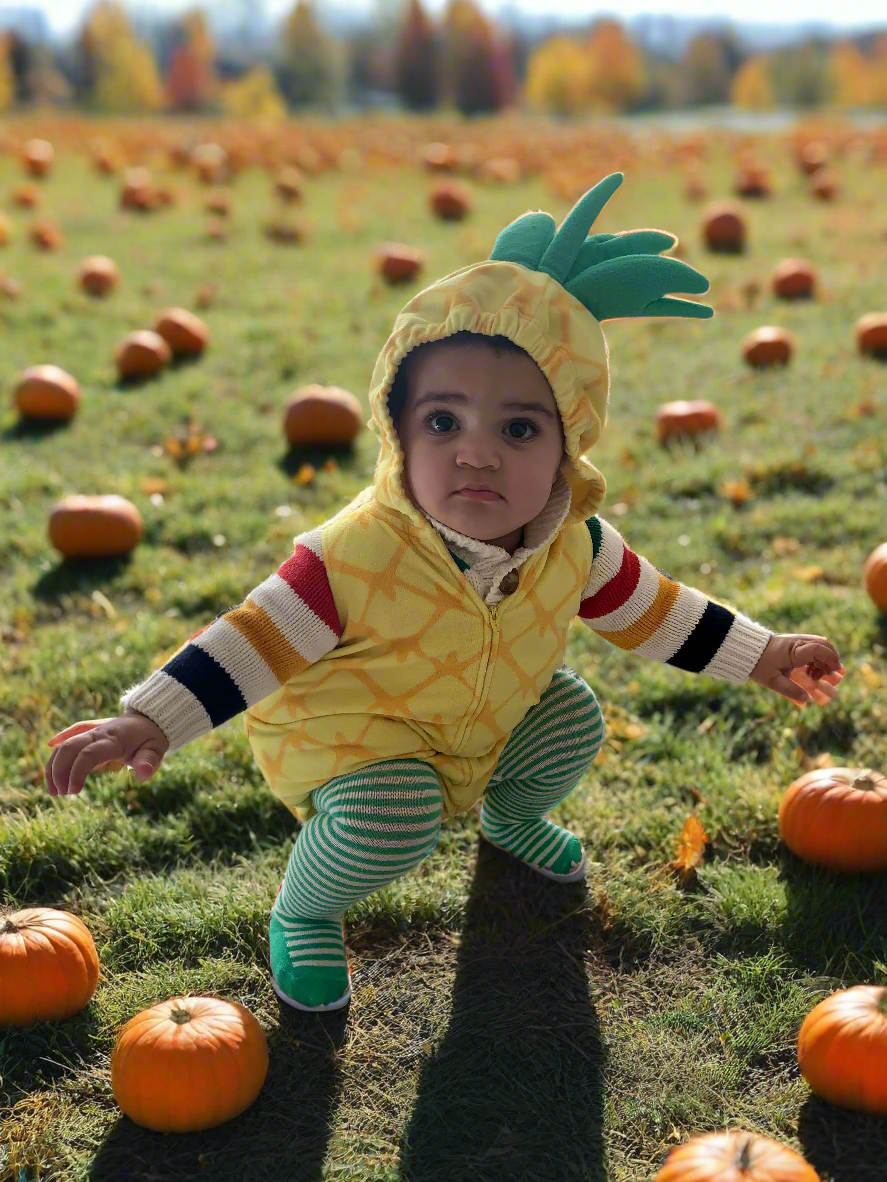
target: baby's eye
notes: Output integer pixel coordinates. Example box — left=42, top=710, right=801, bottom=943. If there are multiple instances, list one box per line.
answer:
left=423, top=412, right=539, bottom=439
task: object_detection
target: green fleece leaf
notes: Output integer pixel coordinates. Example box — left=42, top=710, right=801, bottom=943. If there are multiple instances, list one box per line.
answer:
left=567, top=229, right=678, bottom=280
left=489, top=211, right=556, bottom=270
left=536, top=172, right=625, bottom=282
left=564, top=254, right=713, bottom=321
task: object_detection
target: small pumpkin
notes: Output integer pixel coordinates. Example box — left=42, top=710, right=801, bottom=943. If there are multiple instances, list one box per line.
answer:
left=0, top=211, right=11, bottom=245
left=29, top=218, right=63, bottom=251
left=656, top=399, right=722, bottom=446
left=734, top=165, right=772, bottom=198
left=119, top=167, right=158, bottom=212
left=12, top=183, right=40, bottom=209
left=655, top=1130, right=820, bottom=1181
left=377, top=243, right=426, bottom=284
left=191, top=142, right=227, bottom=184
left=772, top=258, right=816, bottom=300
left=476, top=157, right=521, bottom=184
left=778, top=766, right=887, bottom=872
left=798, top=985, right=887, bottom=1115
left=78, top=255, right=120, bottom=298
left=855, top=312, right=887, bottom=359
left=111, top=995, right=269, bottom=1133
left=863, top=542, right=887, bottom=611
left=430, top=181, right=472, bottom=221
left=48, top=494, right=144, bottom=559
left=798, top=140, right=828, bottom=175
left=153, top=307, right=209, bottom=358
left=0, top=908, right=100, bottom=1026
left=13, top=364, right=81, bottom=421
left=422, top=142, right=459, bottom=172
left=811, top=169, right=838, bottom=201
left=741, top=326, right=796, bottom=369
left=284, top=384, right=364, bottom=447
left=22, top=138, right=54, bottom=179
left=275, top=166, right=304, bottom=203
left=684, top=172, right=707, bottom=201
left=115, top=329, right=171, bottom=380
left=702, top=203, right=746, bottom=253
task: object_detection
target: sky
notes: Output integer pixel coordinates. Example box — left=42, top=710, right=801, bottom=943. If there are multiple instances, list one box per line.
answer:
left=18, top=0, right=887, bottom=38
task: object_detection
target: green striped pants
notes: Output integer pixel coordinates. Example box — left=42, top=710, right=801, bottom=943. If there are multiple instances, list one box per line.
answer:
left=275, top=665, right=606, bottom=923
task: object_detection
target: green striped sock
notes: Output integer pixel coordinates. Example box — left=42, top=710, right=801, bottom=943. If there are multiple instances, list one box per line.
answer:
left=269, top=760, right=442, bottom=1009
left=479, top=800, right=583, bottom=875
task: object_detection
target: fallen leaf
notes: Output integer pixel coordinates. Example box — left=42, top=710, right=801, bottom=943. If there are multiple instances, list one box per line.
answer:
left=671, top=814, right=709, bottom=884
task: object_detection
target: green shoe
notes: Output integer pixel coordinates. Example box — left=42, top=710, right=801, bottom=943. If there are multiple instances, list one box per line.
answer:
left=269, top=901, right=352, bottom=1012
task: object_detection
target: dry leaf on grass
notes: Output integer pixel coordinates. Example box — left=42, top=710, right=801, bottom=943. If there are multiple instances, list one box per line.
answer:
left=671, top=814, right=709, bottom=886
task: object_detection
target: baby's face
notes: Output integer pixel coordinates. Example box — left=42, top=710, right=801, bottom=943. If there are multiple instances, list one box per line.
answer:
left=396, top=342, right=566, bottom=555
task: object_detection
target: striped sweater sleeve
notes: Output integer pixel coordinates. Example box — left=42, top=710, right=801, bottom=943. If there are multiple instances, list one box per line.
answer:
left=577, top=515, right=773, bottom=683
left=118, top=528, right=342, bottom=754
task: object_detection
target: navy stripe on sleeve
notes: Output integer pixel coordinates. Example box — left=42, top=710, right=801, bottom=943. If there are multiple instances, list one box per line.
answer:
left=666, top=600, right=735, bottom=674
left=164, top=644, right=247, bottom=728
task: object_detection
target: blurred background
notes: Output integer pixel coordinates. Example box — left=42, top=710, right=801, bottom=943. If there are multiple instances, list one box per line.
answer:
left=0, top=0, right=885, bottom=126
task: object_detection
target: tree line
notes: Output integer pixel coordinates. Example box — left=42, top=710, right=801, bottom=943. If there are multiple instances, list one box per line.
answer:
left=1, top=0, right=886, bottom=117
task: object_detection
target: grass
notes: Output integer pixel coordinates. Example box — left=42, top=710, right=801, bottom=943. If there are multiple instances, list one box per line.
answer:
left=2, top=112, right=887, bottom=1181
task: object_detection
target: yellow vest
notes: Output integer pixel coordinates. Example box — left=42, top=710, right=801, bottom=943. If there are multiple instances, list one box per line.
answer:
left=245, top=260, right=612, bottom=824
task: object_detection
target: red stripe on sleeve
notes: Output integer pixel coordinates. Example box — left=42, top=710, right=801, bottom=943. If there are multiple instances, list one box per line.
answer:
left=577, top=544, right=641, bottom=620
left=276, top=544, right=343, bottom=637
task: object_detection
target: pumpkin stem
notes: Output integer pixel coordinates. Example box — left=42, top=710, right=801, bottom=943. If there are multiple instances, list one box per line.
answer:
left=2, top=918, right=18, bottom=934
left=169, top=1005, right=193, bottom=1024
left=851, top=769, right=879, bottom=790
left=737, top=1136, right=755, bottom=1172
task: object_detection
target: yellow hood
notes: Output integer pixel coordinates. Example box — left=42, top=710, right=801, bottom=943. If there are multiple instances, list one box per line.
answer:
left=365, top=259, right=611, bottom=531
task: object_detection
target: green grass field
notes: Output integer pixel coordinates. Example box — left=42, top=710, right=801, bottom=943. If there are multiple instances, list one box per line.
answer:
left=1, top=115, right=887, bottom=1182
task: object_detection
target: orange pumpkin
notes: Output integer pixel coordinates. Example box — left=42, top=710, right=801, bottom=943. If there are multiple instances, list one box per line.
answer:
left=22, top=138, right=53, bottom=179
left=430, top=181, right=472, bottom=221
left=422, top=142, right=459, bottom=172
left=741, top=326, right=796, bottom=369
left=153, top=307, right=209, bottom=358
left=78, top=255, right=119, bottom=298
left=656, top=399, right=722, bottom=446
left=275, top=166, right=304, bottom=203
left=111, top=995, right=269, bottom=1133
left=115, top=329, right=171, bottom=380
left=476, top=157, right=521, bottom=184
left=811, top=169, right=838, bottom=201
left=119, top=167, right=158, bottom=212
left=855, top=312, right=887, bottom=359
left=863, top=542, right=887, bottom=610
left=29, top=218, right=63, bottom=251
left=284, top=384, right=364, bottom=447
left=48, top=494, right=144, bottom=559
left=772, top=259, right=816, bottom=300
left=798, top=985, right=887, bottom=1115
left=655, top=1130, right=820, bottom=1181
left=798, top=140, right=828, bottom=175
left=778, top=766, right=887, bottom=872
left=0, top=211, right=11, bottom=245
left=12, top=183, right=40, bottom=209
left=377, top=242, right=426, bottom=284
left=13, top=365, right=81, bottom=421
left=734, top=165, right=772, bottom=198
left=702, top=203, right=746, bottom=253
left=0, top=908, right=100, bottom=1026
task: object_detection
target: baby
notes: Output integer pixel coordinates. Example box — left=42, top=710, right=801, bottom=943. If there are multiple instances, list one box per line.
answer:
left=44, top=172, right=844, bottom=1014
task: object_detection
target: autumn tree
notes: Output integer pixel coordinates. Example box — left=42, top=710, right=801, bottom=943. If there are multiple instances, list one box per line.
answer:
left=767, top=37, right=832, bottom=108
left=0, top=35, right=13, bottom=113
left=393, top=0, right=440, bottom=110
left=166, top=8, right=218, bottom=111
left=730, top=54, right=775, bottom=109
left=220, top=64, right=286, bottom=122
left=871, top=34, right=887, bottom=107
left=441, top=0, right=510, bottom=115
left=524, top=36, right=592, bottom=116
left=585, top=18, right=646, bottom=113
left=677, top=29, right=744, bottom=106
left=76, top=1, right=164, bottom=112
left=277, top=0, right=346, bottom=109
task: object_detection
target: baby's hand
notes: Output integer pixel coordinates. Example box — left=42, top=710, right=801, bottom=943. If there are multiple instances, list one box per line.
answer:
left=749, top=633, right=844, bottom=707
left=45, top=711, right=169, bottom=796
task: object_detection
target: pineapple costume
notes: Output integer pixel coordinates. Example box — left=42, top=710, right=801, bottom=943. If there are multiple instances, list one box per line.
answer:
left=120, top=173, right=774, bottom=1009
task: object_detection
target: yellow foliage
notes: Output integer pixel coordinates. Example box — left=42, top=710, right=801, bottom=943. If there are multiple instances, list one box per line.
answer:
left=829, top=42, right=876, bottom=108
left=730, top=54, right=775, bottom=110
left=82, top=1, right=164, bottom=113
left=0, top=34, right=13, bottom=114
left=585, top=18, right=646, bottom=112
left=220, top=66, right=287, bottom=124
left=870, top=33, right=887, bottom=106
left=524, top=36, right=593, bottom=116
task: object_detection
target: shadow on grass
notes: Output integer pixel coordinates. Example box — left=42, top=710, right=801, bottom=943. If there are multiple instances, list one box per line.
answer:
left=798, top=1095, right=887, bottom=1182
left=398, top=837, right=607, bottom=1182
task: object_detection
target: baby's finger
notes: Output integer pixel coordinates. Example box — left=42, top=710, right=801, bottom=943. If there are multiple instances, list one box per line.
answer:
left=47, top=719, right=111, bottom=747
